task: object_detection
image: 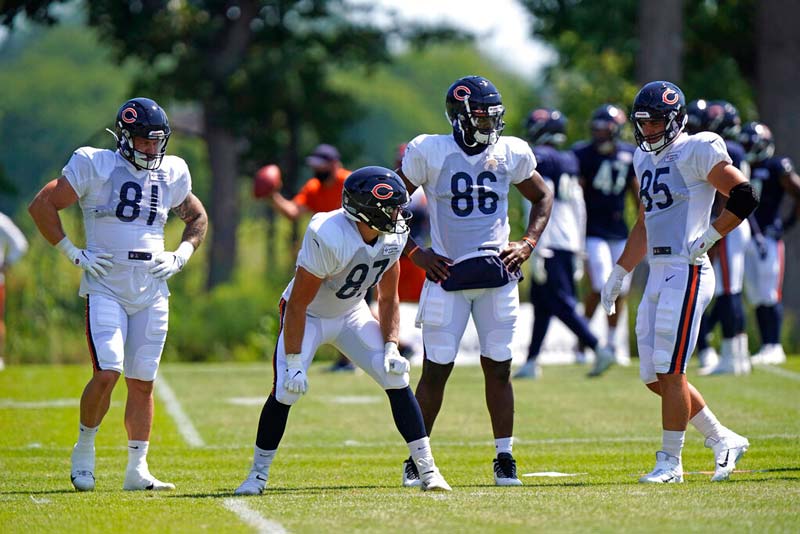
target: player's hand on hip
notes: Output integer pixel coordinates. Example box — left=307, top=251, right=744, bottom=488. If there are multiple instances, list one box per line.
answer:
left=601, top=264, right=629, bottom=316
left=284, top=353, right=308, bottom=395
left=150, top=242, right=195, bottom=280
left=500, top=239, right=534, bottom=273
left=410, top=247, right=452, bottom=283
left=383, top=342, right=409, bottom=375
left=56, top=237, right=113, bottom=278
left=688, top=225, right=722, bottom=263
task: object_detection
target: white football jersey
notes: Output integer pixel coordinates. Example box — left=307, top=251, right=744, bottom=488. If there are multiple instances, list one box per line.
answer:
left=0, top=212, right=28, bottom=268
left=282, top=209, right=408, bottom=318
left=402, top=134, right=537, bottom=262
left=62, top=147, right=192, bottom=257
left=633, top=132, right=731, bottom=262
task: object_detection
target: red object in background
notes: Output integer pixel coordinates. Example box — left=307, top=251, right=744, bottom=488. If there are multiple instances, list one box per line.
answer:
left=398, top=256, right=426, bottom=302
left=254, top=164, right=283, bottom=198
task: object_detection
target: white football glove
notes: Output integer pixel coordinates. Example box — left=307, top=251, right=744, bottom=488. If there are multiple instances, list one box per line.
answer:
left=150, top=241, right=194, bottom=280
left=56, top=237, right=113, bottom=278
left=688, top=225, right=722, bottom=263
left=283, top=353, right=308, bottom=395
left=601, top=264, right=629, bottom=316
left=384, top=341, right=409, bottom=375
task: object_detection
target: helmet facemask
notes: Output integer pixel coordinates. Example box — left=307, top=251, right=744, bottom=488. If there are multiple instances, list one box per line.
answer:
left=633, top=110, right=686, bottom=153
left=343, top=195, right=412, bottom=234
left=118, top=129, right=170, bottom=170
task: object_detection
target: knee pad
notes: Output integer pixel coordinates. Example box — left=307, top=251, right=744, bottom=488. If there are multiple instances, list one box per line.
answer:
left=274, top=387, right=302, bottom=406
left=423, top=330, right=458, bottom=364
left=482, top=328, right=514, bottom=361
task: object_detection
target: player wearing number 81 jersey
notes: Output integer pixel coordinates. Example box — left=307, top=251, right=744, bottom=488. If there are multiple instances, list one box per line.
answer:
left=601, top=81, right=756, bottom=484
left=28, top=97, right=208, bottom=492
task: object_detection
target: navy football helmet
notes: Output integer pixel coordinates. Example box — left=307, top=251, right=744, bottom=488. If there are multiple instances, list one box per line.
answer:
left=686, top=99, right=710, bottom=134
left=525, top=108, right=567, bottom=146
left=113, top=97, right=171, bottom=170
left=342, top=166, right=411, bottom=234
left=739, top=121, right=775, bottom=163
left=446, top=76, right=505, bottom=147
left=590, top=104, right=626, bottom=152
left=630, top=81, right=687, bottom=153
left=705, top=100, right=741, bottom=140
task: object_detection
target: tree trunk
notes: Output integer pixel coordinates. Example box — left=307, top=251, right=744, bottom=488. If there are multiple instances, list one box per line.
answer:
left=636, top=0, right=683, bottom=85
left=204, top=106, right=240, bottom=289
left=756, top=0, right=800, bottom=312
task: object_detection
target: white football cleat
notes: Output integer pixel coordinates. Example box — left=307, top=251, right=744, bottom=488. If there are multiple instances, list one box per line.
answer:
left=638, top=451, right=683, bottom=484
left=416, top=457, right=451, bottom=492
left=402, top=456, right=421, bottom=488
left=493, top=452, right=523, bottom=486
left=70, top=444, right=96, bottom=492
left=234, top=469, right=269, bottom=495
left=123, top=468, right=175, bottom=491
left=751, top=344, right=786, bottom=365
left=588, top=345, right=615, bottom=377
left=706, top=433, right=749, bottom=482
left=697, top=347, right=720, bottom=375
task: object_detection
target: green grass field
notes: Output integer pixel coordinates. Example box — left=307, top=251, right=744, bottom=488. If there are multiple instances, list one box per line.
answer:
left=1, top=359, right=799, bottom=533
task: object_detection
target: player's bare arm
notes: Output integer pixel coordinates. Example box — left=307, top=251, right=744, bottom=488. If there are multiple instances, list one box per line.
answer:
left=28, top=177, right=79, bottom=245
left=376, top=260, right=401, bottom=345
left=283, top=266, right=324, bottom=354
left=617, top=203, right=648, bottom=273
left=706, top=161, right=758, bottom=237
left=397, top=168, right=453, bottom=282
left=172, top=193, right=208, bottom=250
left=501, top=170, right=553, bottom=270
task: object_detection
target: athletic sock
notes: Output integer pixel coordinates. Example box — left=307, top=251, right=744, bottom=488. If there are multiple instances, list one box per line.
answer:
left=690, top=406, right=729, bottom=441
left=76, top=423, right=98, bottom=449
left=607, top=326, right=617, bottom=348
left=407, top=436, right=432, bottom=465
left=253, top=445, right=276, bottom=473
left=661, top=430, right=685, bottom=459
left=495, top=437, right=513, bottom=456
left=127, top=440, right=149, bottom=471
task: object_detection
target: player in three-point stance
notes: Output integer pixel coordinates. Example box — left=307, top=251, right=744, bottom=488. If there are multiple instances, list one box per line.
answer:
left=235, top=166, right=451, bottom=495
left=28, top=97, right=208, bottom=491
left=602, top=81, right=755, bottom=483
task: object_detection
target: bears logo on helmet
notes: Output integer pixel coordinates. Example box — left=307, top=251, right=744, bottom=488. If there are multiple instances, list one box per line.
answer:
left=343, top=166, right=411, bottom=234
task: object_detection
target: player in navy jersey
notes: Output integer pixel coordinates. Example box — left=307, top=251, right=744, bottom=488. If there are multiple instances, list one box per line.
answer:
left=740, top=121, right=800, bottom=365
left=688, top=100, right=752, bottom=375
left=572, top=104, right=639, bottom=363
left=515, top=108, right=616, bottom=379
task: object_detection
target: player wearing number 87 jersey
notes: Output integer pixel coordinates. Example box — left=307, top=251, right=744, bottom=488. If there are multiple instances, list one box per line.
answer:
left=28, top=97, right=208, bottom=492
left=234, top=166, right=451, bottom=495
left=396, top=75, right=553, bottom=486
left=601, top=81, right=755, bottom=483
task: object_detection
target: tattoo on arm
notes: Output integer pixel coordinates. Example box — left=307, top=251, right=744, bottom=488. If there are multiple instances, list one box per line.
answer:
left=172, top=193, right=208, bottom=249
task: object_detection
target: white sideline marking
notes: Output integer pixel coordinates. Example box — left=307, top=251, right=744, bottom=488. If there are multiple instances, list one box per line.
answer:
left=756, top=365, right=800, bottom=381
left=156, top=375, right=205, bottom=448
left=222, top=498, right=288, bottom=534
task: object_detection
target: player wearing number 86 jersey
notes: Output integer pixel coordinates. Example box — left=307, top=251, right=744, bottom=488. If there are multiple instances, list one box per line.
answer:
left=28, top=97, right=208, bottom=493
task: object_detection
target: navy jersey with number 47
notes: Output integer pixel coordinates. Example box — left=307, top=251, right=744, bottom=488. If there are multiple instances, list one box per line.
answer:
left=572, top=141, right=636, bottom=240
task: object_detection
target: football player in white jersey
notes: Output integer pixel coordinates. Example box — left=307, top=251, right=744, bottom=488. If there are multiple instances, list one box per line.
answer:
left=28, top=98, right=208, bottom=492
left=397, top=76, right=553, bottom=486
left=602, top=81, right=756, bottom=483
left=234, top=167, right=451, bottom=495
left=0, top=211, right=28, bottom=372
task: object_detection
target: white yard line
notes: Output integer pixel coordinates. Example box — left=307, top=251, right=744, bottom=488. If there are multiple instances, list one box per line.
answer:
left=222, top=498, right=288, bottom=534
left=755, top=364, right=800, bottom=381
left=155, top=375, right=205, bottom=448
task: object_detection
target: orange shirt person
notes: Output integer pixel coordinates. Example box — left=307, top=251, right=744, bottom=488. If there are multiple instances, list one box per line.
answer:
left=270, top=144, right=350, bottom=220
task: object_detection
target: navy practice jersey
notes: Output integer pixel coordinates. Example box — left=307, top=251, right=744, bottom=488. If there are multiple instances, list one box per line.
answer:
left=533, top=144, right=583, bottom=253
left=571, top=141, right=636, bottom=240
left=750, top=155, right=795, bottom=239
left=725, top=140, right=750, bottom=177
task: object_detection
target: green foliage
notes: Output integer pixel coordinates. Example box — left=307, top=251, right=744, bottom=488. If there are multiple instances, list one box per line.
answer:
left=0, top=22, right=134, bottom=214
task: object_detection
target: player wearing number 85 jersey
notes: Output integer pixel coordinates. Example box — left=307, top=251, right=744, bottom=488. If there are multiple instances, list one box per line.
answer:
left=396, top=75, right=553, bottom=486
left=601, top=81, right=755, bottom=483
left=28, top=97, right=208, bottom=492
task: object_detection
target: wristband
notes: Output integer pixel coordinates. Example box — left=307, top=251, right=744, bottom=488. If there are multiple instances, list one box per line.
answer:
left=407, top=245, right=420, bottom=258
left=175, top=241, right=195, bottom=263
left=521, top=237, right=536, bottom=252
